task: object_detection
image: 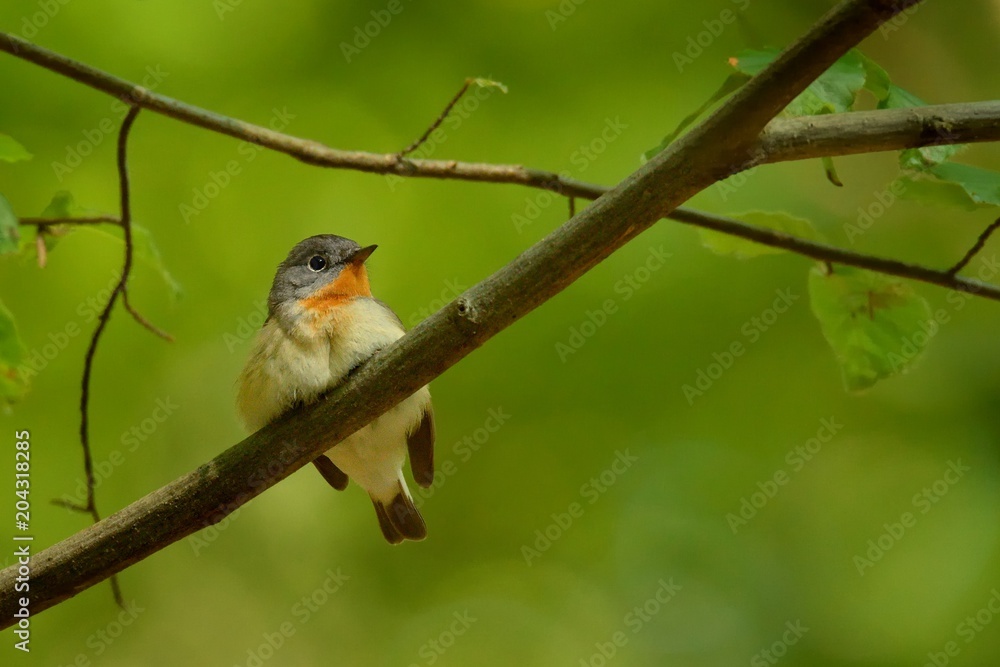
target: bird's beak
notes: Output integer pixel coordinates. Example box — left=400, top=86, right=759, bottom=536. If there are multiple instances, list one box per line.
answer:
left=347, top=245, right=377, bottom=265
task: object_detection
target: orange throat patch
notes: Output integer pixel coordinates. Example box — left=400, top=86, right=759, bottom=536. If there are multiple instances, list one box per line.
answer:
left=300, top=263, right=372, bottom=314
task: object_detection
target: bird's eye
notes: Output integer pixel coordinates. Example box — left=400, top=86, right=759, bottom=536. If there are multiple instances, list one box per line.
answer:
left=308, top=255, right=327, bottom=272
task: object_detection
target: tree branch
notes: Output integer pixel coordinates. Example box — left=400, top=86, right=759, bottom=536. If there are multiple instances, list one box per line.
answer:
left=0, top=0, right=926, bottom=624
left=755, top=101, right=1000, bottom=165
left=4, top=24, right=994, bottom=201
left=62, top=106, right=142, bottom=609
left=666, top=208, right=1000, bottom=299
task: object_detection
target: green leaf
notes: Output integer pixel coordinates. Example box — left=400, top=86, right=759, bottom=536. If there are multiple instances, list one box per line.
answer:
left=878, top=84, right=926, bottom=110
left=642, top=72, right=750, bottom=161
left=822, top=156, right=843, bottom=187
left=0, top=194, right=20, bottom=255
left=859, top=53, right=891, bottom=102
left=0, top=300, right=28, bottom=409
left=899, top=143, right=965, bottom=171
left=897, top=163, right=1000, bottom=210
left=699, top=211, right=825, bottom=259
left=927, top=163, right=1000, bottom=206
left=731, top=48, right=867, bottom=116
left=727, top=48, right=780, bottom=77
left=809, top=265, right=933, bottom=391
left=40, top=190, right=88, bottom=218
left=643, top=50, right=915, bottom=163
left=791, top=52, right=867, bottom=116
left=28, top=191, right=88, bottom=257
left=19, top=191, right=98, bottom=262
left=893, top=174, right=985, bottom=212
left=0, top=134, right=32, bottom=163
left=77, top=224, right=183, bottom=298
left=877, top=84, right=967, bottom=169
left=470, top=78, right=508, bottom=94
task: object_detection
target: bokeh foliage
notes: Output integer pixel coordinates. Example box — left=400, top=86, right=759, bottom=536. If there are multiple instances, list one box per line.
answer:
left=2, top=1, right=1000, bottom=665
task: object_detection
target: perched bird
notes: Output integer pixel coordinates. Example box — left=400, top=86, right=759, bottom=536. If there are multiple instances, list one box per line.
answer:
left=236, top=234, right=434, bottom=543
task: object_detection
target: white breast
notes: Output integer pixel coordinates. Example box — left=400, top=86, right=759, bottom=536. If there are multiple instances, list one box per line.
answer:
left=235, top=297, right=431, bottom=502
left=235, top=318, right=333, bottom=431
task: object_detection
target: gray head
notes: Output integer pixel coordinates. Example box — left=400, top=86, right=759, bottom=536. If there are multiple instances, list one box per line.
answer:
left=267, top=234, right=377, bottom=318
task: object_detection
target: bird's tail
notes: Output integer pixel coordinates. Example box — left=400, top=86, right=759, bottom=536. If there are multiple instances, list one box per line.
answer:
left=371, top=478, right=426, bottom=544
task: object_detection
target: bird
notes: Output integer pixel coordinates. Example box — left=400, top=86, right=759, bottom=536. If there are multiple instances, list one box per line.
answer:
left=236, top=234, right=434, bottom=543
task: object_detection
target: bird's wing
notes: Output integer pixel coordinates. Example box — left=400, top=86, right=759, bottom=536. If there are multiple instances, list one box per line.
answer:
left=373, top=298, right=405, bottom=329
left=407, top=404, right=435, bottom=488
left=313, top=455, right=349, bottom=490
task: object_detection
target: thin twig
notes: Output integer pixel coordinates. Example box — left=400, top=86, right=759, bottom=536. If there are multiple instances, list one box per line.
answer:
left=568, top=196, right=576, bottom=218
left=20, top=215, right=170, bottom=337
left=666, top=208, right=1000, bottom=299
left=19, top=215, right=121, bottom=226
left=121, top=286, right=174, bottom=341
left=397, top=78, right=474, bottom=158
left=947, top=216, right=1000, bottom=276
left=3, top=32, right=997, bottom=199
left=76, top=106, right=141, bottom=610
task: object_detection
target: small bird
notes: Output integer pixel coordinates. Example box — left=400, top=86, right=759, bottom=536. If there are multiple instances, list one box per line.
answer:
left=236, top=234, right=434, bottom=543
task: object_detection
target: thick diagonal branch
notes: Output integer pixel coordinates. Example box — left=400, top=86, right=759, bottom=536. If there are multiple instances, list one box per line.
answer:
left=0, top=0, right=925, bottom=624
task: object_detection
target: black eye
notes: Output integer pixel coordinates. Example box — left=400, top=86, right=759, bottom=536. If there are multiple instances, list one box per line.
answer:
left=308, top=255, right=326, bottom=272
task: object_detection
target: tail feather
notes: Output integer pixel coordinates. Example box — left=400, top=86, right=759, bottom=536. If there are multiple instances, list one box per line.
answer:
left=371, top=483, right=426, bottom=544
left=373, top=501, right=404, bottom=544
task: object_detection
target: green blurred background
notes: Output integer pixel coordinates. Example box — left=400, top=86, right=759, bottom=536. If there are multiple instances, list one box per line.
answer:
left=3, top=1, right=1000, bottom=665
